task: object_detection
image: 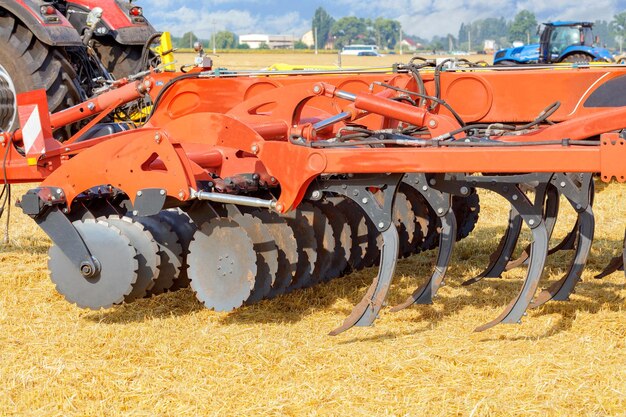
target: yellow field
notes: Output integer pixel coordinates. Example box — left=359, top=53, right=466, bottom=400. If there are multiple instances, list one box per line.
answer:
left=174, top=52, right=493, bottom=70
left=1, top=180, right=625, bottom=416
left=0, top=53, right=625, bottom=416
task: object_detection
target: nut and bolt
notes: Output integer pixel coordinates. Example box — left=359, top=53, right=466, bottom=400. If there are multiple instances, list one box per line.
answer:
left=528, top=219, right=535, bottom=226
left=429, top=178, right=437, bottom=185
left=560, top=181, right=566, bottom=188
left=87, top=102, right=96, bottom=111
left=311, top=190, right=321, bottom=199
left=137, top=190, right=143, bottom=197
left=178, top=191, right=185, bottom=199
left=251, top=144, right=259, bottom=154
left=361, top=197, right=368, bottom=204
left=437, top=208, right=444, bottom=214
left=313, top=85, right=321, bottom=93
left=460, top=186, right=469, bottom=195
left=160, top=189, right=166, bottom=196
left=428, top=120, right=437, bottom=128
left=422, top=185, right=428, bottom=191
left=512, top=194, right=518, bottom=201
left=154, top=133, right=161, bottom=144
left=378, top=222, right=385, bottom=229
left=80, top=263, right=94, bottom=277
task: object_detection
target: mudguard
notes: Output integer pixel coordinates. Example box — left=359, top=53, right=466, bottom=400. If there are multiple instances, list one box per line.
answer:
left=66, top=0, right=156, bottom=45
left=0, top=0, right=82, bottom=46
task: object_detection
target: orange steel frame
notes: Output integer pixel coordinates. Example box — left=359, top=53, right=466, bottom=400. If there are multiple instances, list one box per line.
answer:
left=2, top=66, right=626, bottom=213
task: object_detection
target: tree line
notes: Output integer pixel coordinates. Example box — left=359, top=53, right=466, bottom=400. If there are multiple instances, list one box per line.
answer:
left=171, top=9, right=626, bottom=52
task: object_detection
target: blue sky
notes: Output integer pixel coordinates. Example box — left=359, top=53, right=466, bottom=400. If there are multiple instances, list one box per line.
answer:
left=144, top=0, right=626, bottom=39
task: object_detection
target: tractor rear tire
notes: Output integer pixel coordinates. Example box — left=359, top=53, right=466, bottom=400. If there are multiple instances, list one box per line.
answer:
left=560, top=53, right=593, bottom=64
left=93, top=37, right=149, bottom=79
left=0, top=12, right=82, bottom=136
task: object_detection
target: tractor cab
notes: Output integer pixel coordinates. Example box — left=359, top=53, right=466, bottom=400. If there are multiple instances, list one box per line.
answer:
left=493, top=21, right=613, bottom=65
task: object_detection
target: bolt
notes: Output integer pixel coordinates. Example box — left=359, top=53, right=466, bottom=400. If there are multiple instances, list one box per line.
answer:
left=502, top=185, right=509, bottom=193
left=80, top=263, right=94, bottom=277
left=87, top=102, right=96, bottom=111
left=352, top=190, right=359, bottom=196
left=361, top=198, right=368, bottom=204
left=311, top=190, right=321, bottom=199
left=133, top=210, right=138, bottom=216
left=517, top=320, right=522, bottom=324
left=313, top=85, right=321, bottom=94
left=437, top=207, right=444, bottom=214
left=528, top=219, right=535, bottom=226
left=378, top=222, right=385, bottom=229
left=560, top=181, right=566, bottom=188
left=512, top=194, right=518, bottom=201
left=429, top=178, right=437, bottom=186
left=160, top=189, right=166, bottom=196
left=275, top=203, right=284, bottom=212
left=137, top=191, right=143, bottom=197
left=341, top=184, right=347, bottom=189
left=62, top=208, right=69, bottom=214
left=422, top=185, right=428, bottom=191
left=178, top=191, right=185, bottom=199
left=270, top=177, right=277, bottom=184
left=441, top=281, right=445, bottom=286
left=460, top=186, right=469, bottom=195
left=154, top=133, right=161, bottom=144
left=251, top=144, right=259, bottom=154
left=428, top=120, right=437, bottom=128
left=576, top=204, right=582, bottom=210
left=56, top=188, right=63, bottom=195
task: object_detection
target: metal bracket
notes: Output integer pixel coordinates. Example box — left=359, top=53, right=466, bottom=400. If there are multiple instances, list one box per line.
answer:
left=132, top=188, right=167, bottom=216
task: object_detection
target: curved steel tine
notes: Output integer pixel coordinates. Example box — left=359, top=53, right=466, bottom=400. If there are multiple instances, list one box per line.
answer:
left=506, top=185, right=560, bottom=271
left=531, top=206, right=594, bottom=307
left=391, top=210, right=456, bottom=310
left=474, top=182, right=549, bottom=332
left=595, top=229, right=626, bottom=279
left=530, top=174, right=595, bottom=307
left=315, top=174, right=402, bottom=336
left=463, top=206, right=522, bottom=285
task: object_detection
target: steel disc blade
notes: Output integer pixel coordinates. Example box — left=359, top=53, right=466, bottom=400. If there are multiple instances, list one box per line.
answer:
left=393, top=191, right=416, bottom=258
left=315, top=200, right=352, bottom=280
left=285, top=208, right=318, bottom=291
left=399, top=183, right=430, bottom=254
left=452, top=189, right=480, bottom=241
left=231, top=212, right=278, bottom=303
left=48, top=219, right=138, bottom=309
left=329, top=196, right=369, bottom=270
left=299, top=202, right=335, bottom=285
left=158, top=209, right=198, bottom=290
left=188, top=218, right=257, bottom=311
left=133, top=215, right=183, bottom=297
left=102, top=216, right=159, bottom=302
left=247, top=209, right=298, bottom=298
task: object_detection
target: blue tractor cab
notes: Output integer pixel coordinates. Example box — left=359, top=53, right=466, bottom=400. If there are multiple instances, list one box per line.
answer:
left=494, top=21, right=614, bottom=65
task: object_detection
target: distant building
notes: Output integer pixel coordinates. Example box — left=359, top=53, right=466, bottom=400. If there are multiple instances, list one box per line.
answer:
left=301, top=30, right=315, bottom=48
left=239, top=34, right=296, bottom=49
left=400, top=38, right=422, bottom=52
left=484, top=39, right=496, bottom=54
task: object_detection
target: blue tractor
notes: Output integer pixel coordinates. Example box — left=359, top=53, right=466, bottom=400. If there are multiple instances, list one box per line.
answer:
left=493, top=21, right=614, bottom=65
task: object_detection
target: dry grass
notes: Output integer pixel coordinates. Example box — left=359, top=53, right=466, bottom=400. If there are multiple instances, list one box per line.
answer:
left=0, top=53, right=624, bottom=416
left=1, top=180, right=625, bottom=416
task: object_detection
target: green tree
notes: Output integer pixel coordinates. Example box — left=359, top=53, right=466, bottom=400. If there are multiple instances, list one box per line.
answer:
left=258, top=42, right=270, bottom=50
left=312, top=7, right=335, bottom=48
left=373, top=17, right=401, bottom=49
left=178, top=31, right=198, bottom=49
left=610, top=11, right=626, bottom=52
left=211, top=31, right=238, bottom=49
left=509, top=10, right=537, bottom=43
left=331, top=16, right=368, bottom=48
left=294, top=40, right=308, bottom=50
left=237, top=43, right=250, bottom=50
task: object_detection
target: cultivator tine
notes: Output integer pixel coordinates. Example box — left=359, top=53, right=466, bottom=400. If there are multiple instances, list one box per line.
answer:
left=468, top=176, right=551, bottom=332
left=505, top=185, right=560, bottom=271
left=392, top=174, right=456, bottom=310
left=463, top=207, right=522, bottom=286
left=595, top=230, right=626, bottom=279
left=311, top=174, right=402, bottom=336
left=531, top=174, right=595, bottom=307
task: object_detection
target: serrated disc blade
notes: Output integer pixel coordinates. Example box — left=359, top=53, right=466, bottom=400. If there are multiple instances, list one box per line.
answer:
left=285, top=208, right=317, bottom=291
left=314, top=200, right=351, bottom=280
left=393, top=191, right=416, bottom=258
left=299, top=202, right=335, bottom=286
left=48, top=219, right=139, bottom=309
left=399, top=183, right=430, bottom=254
left=452, top=189, right=480, bottom=241
left=102, top=216, right=159, bottom=302
left=247, top=209, right=298, bottom=298
left=231, top=212, right=278, bottom=303
left=329, top=196, right=369, bottom=271
left=158, top=209, right=197, bottom=290
left=188, top=218, right=257, bottom=311
left=133, top=215, right=183, bottom=296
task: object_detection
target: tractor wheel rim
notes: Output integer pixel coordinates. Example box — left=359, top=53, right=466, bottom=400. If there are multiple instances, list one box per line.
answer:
left=0, top=63, right=17, bottom=133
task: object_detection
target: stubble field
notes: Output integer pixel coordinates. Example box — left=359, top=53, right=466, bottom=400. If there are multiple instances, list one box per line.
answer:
left=1, top=53, right=624, bottom=416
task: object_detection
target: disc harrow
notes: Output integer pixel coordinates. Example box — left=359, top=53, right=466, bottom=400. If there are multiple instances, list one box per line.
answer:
left=5, top=59, right=626, bottom=336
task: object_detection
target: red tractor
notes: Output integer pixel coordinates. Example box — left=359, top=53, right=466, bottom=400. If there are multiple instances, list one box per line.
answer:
left=0, top=0, right=157, bottom=134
